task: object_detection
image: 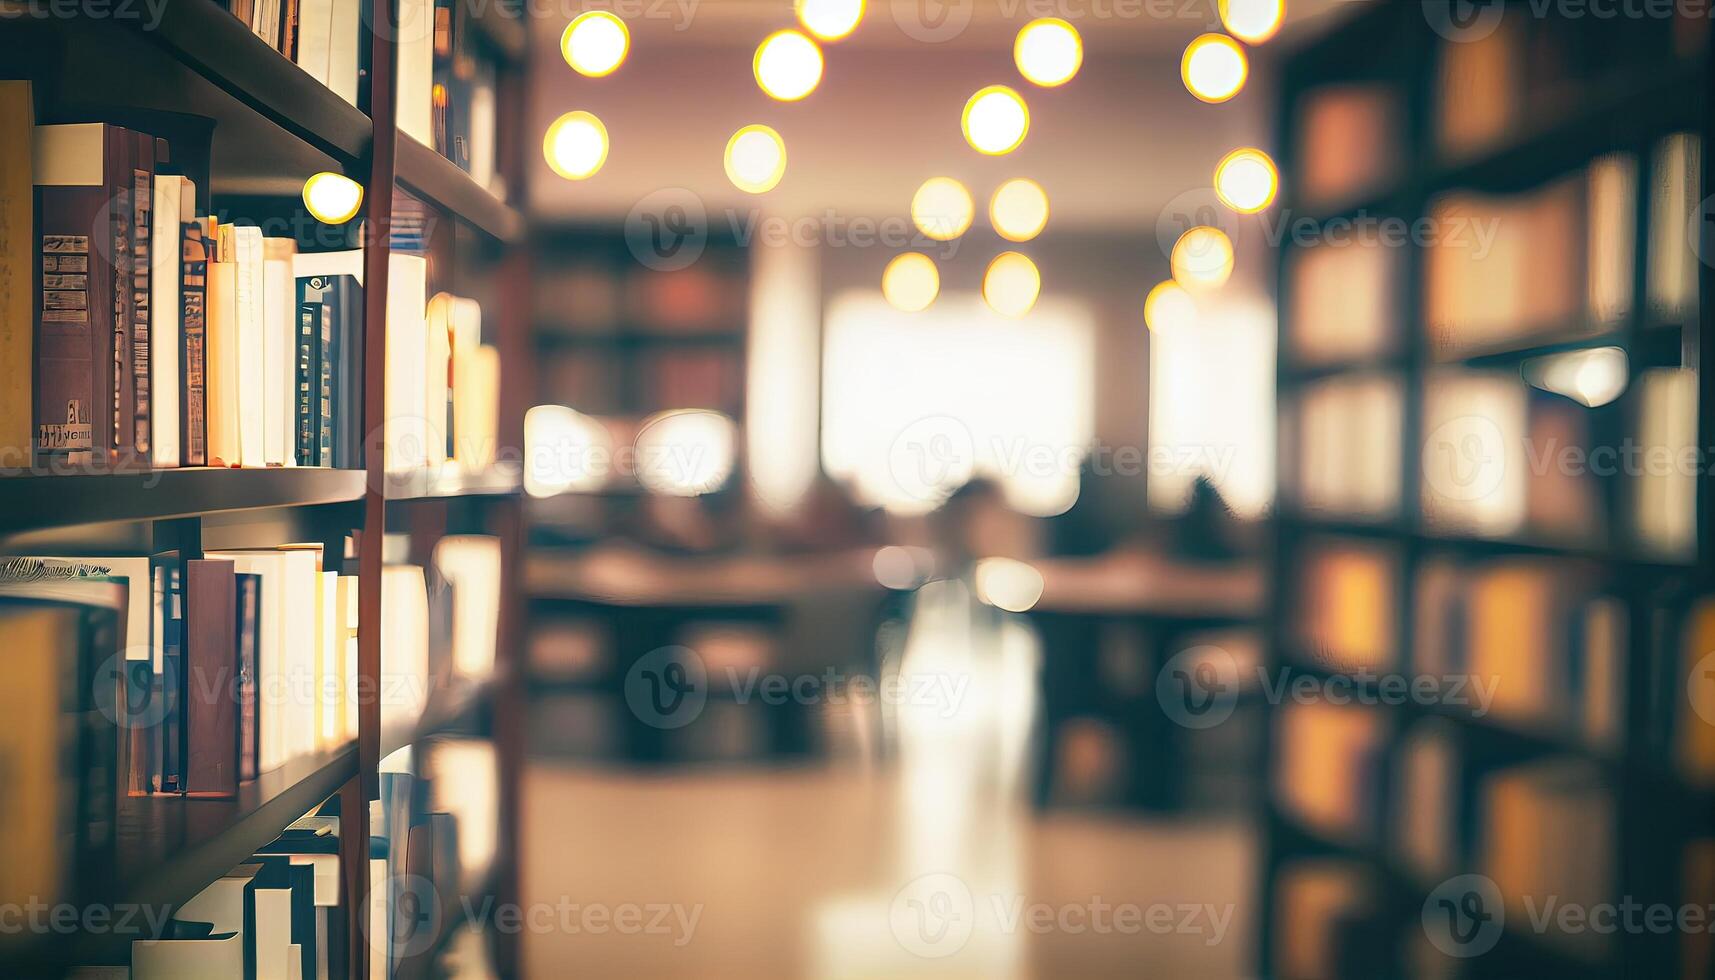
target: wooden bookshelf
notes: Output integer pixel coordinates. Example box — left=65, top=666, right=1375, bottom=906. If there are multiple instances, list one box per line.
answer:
left=1264, top=4, right=1713, bottom=978
left=0, top=0, right=532, bottom=973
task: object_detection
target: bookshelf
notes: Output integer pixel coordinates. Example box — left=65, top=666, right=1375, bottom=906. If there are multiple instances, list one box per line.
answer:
left=0, top=0, right=531, bottom=974
left=1264, top=4, right=1713, bottom=979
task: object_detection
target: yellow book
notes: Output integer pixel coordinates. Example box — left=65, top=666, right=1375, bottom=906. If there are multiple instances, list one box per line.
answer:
left=0, top=81, right=32, bottom=469
left=0, top=607, right=76, bottom=917
left=1682, top=598, right=1715, bottom=781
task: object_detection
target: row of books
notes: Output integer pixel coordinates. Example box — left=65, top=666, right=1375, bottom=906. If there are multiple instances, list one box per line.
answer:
left=220, top=0, right=361, bottom=107
left=399, top=0, right=502, bottom=194
left=127, top=809, right=342, bottom=979
left=1, top=97, right=503, bottom=475
left=1284, top=365, right=1697, bottom=558
left=534, top=261, right=750, bottom=337
left=539, top=347, right=746, bottom=419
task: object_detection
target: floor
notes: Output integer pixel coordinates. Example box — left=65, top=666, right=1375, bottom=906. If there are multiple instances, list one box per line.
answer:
left=513, top=580, right=1256, bottom=978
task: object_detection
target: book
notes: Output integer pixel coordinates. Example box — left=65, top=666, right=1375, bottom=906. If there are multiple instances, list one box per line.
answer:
left=150, top=174, right=193, bottom=468
left=425, top=292, right=458, bottom=467
left=382, top=564, right=431, bottom=732
left=131, top=930, right=244, bottom=979
left=177, top=863, right=262, bottom=936
left=32, top=122, right=140, bottom=467
left=386, top=253, right=430, bottom=474
left=245, top=856, right=297, bottom=980
left=206, top=254, right=241, bottom=466
left=0, top=82, right=31, bottom=471
left=181, top=218, right=210, bottom=465
left=397, top=0, right=435, bottom=145
left=0, top=605, right=82, bottom=928
left=157, top=562, right=185, bottom=793
left=295, top=0, right=333, bottom=85
left=293, top=249, right=363, bottom=468
left=433, top=535, right=500, bottom=678
left=336, top=574, right=360, bottom=740
left=327, top=0, right=361, bottom=106
left=129, top=134, right=159, bottom=462
left=1290, top=373, right=1402, bottom=520
left=1296, top=85, right=1396, bottom=209
left=236, top=572, right=262, bottom=781
left=218, top=224, right=267, bottom=467
left=263, top=245, right=296, bottom=467
left=184, top=559, right=238, bottom=797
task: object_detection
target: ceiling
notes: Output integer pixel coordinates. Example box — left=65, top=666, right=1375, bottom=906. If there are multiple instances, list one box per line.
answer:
left=523, top=0, right=1363, bottom=230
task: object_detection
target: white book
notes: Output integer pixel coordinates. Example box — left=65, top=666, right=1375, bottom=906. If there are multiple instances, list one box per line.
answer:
left=395, top=0, right=435, bottom=144
left=469, top=77, right=496, bottom=191
left=317, top=570, right=340, bottom=749
left=381, top=564, right=429, bottom=733
left=295, top=0, right=333, bottom=85
left=149, top=176, right=191, bottom=468
left=205, top=260, right=241, bottom=467
left=263, top=257, right=292, bottom=466
left=368, top=857, right=388, bottom=980
left=432, top=536, right=500, bottom=678
left=337, top=575, right=361, bottom=740
left=177, top=863, right=263, bottom=935
left=219, top=225, right=266, bottom=468
left=455, top=345, right=499, bottom=470
left=132, top=932, right=244, bottom=979
left=255, top=884, right=295, bottom=980
left=385, top=253, right=429, bottom=474
left=328, top=0, right=361, bottom=106
left=278, top=549, right=319, bottom=761
left=424, top=293, right=454, bottom=468
left=205, top=550, right=286, bottom=770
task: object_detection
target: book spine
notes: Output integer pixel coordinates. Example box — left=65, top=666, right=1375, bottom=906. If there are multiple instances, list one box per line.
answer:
left=337, top=279, right=362, bottom=468
left=295, top=284, right=316, bottom=466
left=111, top=132, right=137, bottom=466
left=236, top=572, right=260, bottom=782
left=0, top=82, right=32, bottom=470
left=130, top=133, right=155, bottom=461
left=76, top=606, right=121, bottom=898
left=181, top=221, right=208, bottom=465
left=125, top=659, right=155, bottom=796
left=185, top=559, right=238, bottom=797
left=34, top=169, right=115, bottom=465
left=316, top=302, right=332, bottom=467
left=159, top=564, right=184, bottom=793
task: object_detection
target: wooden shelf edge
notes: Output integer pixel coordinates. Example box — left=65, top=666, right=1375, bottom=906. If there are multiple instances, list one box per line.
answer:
left=395, top=134, right=523, bottom=243
left=382, top=465, right=523, bottom=501
left=0, top=468, right=367, bottom=536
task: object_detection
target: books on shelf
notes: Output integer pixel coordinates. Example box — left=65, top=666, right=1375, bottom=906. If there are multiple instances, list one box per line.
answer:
left=382, top=563, right=430, bottom=733
left=1286, top=239, right=1397, bottom=366
left=1273, top=859, right=1376, bottom=980
left=1292, top=538, right=1397, bottom=672
left=1295, top=85, right=1397, bottom=209
left=1274, top=700, right=1384, bottom=842
left=1392, top=719, right=1458, bottom=880
left=0, top=82, right=32, bottom=471
left=1647, top=133, right=1700, bottom=321
left=432, top=535, right=501, bottom=679
left=1419, top=369, right=1527, bottom=538
left=1423, top=154, right=1634, bottom=357
left=1287, top=373, right=1401, bottom=521
left=1632, top=367, right=1697, bottom=560
left=216, top=0, right=362, bottom=107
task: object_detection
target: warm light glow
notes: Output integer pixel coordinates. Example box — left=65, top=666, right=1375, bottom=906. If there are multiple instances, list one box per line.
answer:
left=1013, top=18, right=1082, bottom=87
left=882, top=252, right=940, bottom=312
left=560, top=11, right=630, bottom=77
left=542, top=110, right=609, bottom=180
left=1181, top=33, right=1248, bottom=103
left=989, top=177, right=1049, bottom=242
left=796, top=0, right=863, bottom=41
left=1144, top=280, right=1197, bottom=333
left=1219, top=0, right=1283, bottom=44
left=302, top=172, right=364, bottom=224
left=754, top=29, right=824, bottom=101
left=724, top=124, right=788, bottom=194
left=962, top=85, right=1030, bottom=156
left=872, top=545, right=935, bottom=589
left=1214, top=147, right=1278, bottom=213
left=635, top=410, right=736, bottom=496
left=1171, top=226, right=1235, bottom=290
left=910, top=177, right=974, bottom=241
left=523, top=404, right=612, bottom=496
left=983, top=251, right=1041, bottom=318
left=973, top=557, right=1045, bottom=612
left=1523, top=346, right=1629, bottom=408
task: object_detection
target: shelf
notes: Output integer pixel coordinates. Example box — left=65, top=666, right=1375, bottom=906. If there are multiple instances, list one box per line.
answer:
left=1277, top=514, right=1693, bottom=570
left=395, top=133, right=523, bottom=243
left=1, top=0, right=370, bottom=196
left=383, top=464, right=523, bottom=501
left=91, top=745, right=357, bottom=964
left=0, top=468, right=366, bottom=537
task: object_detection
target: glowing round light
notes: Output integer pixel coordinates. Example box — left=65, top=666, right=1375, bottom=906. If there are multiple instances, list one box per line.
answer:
left=983, top=251, right=1041, bottom=318
left=974, top=557, right=1045, bottom=612
left=910, top=177, right=974, bottom=241
left=1213, top=147, right=1279, bottom=213
left=1143, top=280, right=1197, bottom=332
left=961, top=85, right=1030, bottom=156
left=754, top=29, right=824, bottom=101
left=1181, top=33, right=1248, bottom=103
left=542, top=111, right=609, bottom=180
left=1013, top=18, right=1082, bottom=87
left=301, top=172, right=364, bottom=224
left=1170, top=226, right=1234, bottom=290
left=796, top=0, right=864, bottom=41
left=881, top=252, right=940, bottom=313
left=724, top=124, right=787, bottom=194
left=1219, top=0, right=1283, bottom=44
left=560, top=11, right=630, bottom=77
left=523, top=405, right=612, bottom=497
left=989, top=177, right=1049, bottom=242
left=634, top=409, right=736, bottom=496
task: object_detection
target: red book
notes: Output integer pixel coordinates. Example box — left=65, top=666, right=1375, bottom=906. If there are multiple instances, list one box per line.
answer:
left=184, top=558, right=238, bottom=798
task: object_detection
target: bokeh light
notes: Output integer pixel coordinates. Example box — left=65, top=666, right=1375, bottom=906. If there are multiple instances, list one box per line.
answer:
left=560, top=11, right=630, bottom=77
left=754, top=29, right=824, bottom=101
left=910, top=176, right=974, bottom=241
left=1171, top=225, right=1235, bottom=290
left=1014, top=18, right=1082, bottom=87
left=962, top=85, right=1030, bottom=155
left=1181, top=33, right=1248, bottom=103
left=989, top=177, right=1049, bottom=242
left=542, top=111, right=609, bottom=180
left=881, top=252, right=940, bottom=312
left=724, top=124, right=788, bottom=194
left=1213, top=147, right=1279, bottom=213
left=983, top=251, right=1042, bottom=318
